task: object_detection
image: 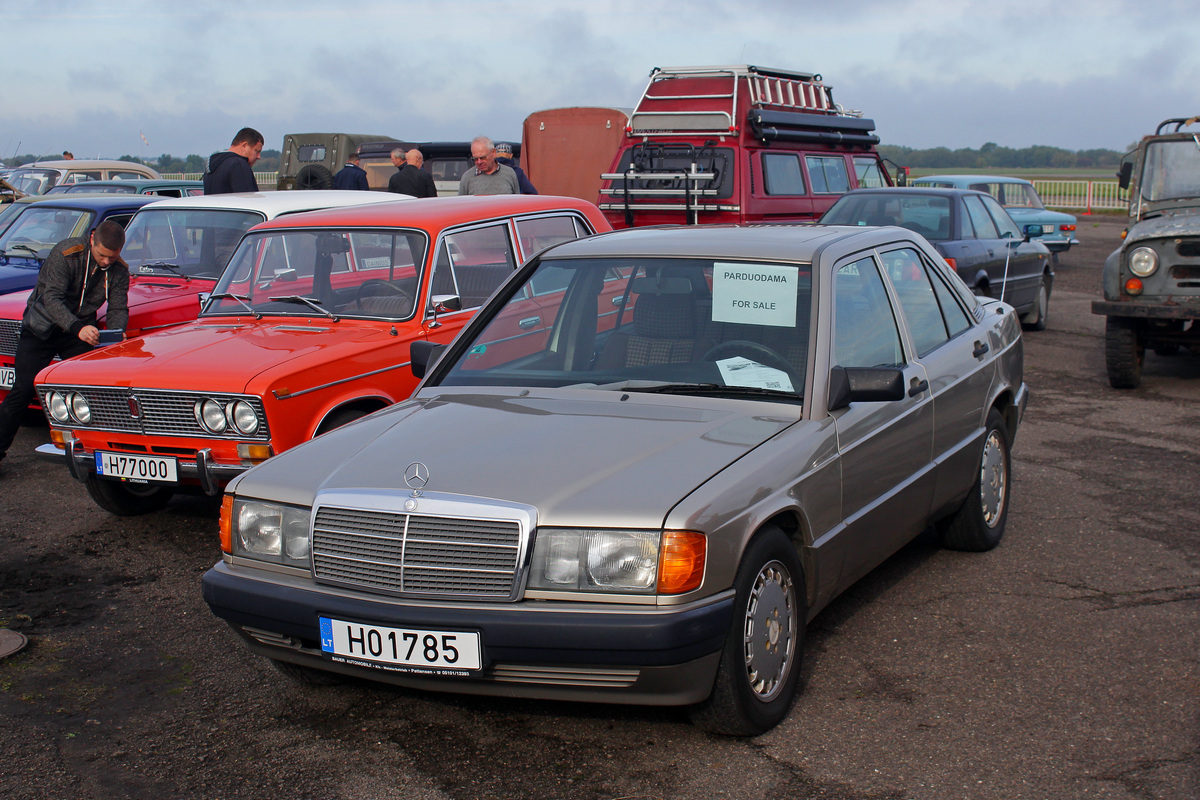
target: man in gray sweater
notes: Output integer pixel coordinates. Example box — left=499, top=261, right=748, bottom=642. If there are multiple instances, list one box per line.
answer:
left=0, top=220, right=129, bottom=467
left=458, top=136, right=519, bottom=196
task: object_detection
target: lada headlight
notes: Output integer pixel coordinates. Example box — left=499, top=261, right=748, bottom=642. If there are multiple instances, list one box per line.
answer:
left=231, top=499, right=311, bottom=567
left=69, top=392, right=91, bottom=424
left=528, top=528, right=705, bottom=595
left=47, top=391, right=70, bottom=423
left=229, top=400, right=260, bottom=435
left=1128, top=246, right=1159, bottom=277
left=196, top=398, right=228, bottom=433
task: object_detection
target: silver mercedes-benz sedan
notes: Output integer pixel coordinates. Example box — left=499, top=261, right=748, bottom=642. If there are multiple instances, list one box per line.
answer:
left=202, top=223, right=1028, bottom=736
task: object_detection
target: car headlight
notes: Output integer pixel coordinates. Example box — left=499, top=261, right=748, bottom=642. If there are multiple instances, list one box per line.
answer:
left=527, top=528, right=705, bottom=595
left=195, top=398, right=228, bottom=433
left=232, top=499, right=311, bottom=567
left=1128, top=246, right=1158, bottom=277
left=229, top=400, right=259, bottom=435
left=69, top=392, right=91, bottom=424
left=47, top=391, right=70, bottom=423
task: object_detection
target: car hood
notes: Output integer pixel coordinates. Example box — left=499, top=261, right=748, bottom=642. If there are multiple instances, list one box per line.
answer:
left=37, top=317, right=400, bottom=394
left=1124, top=209, right=1200, bottom=245
left=0, top=263, right=39, bottom=294
left=235, top=387, right=801, bottom=526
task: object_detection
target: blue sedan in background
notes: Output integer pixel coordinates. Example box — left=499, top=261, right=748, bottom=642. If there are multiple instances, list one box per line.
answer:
left=821, top=187, right=1054, bottom=330
left=0, top=194, right=155, bottom=295
left=910, top=174, right=1079, bottom=259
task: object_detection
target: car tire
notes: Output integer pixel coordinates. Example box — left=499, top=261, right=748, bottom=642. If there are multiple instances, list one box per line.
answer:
left=937, top=408, right=1010, bottom=552
left=1021, top=277, right=1049, bottom=331
left=1105, top=317, right=1144, bottom=389
left=688, top=526, right=805, bottom=736
left=270, top=658, right=345, bottom=686
left=84, top=473, right=174, bottom=516
left=296, top=165, right=334, bottom=190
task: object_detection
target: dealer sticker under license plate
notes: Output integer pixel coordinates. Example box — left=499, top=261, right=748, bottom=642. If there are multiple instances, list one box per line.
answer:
left=95, top=451, right=178, bottom=483
left=320, top=617, right=481, bottom=674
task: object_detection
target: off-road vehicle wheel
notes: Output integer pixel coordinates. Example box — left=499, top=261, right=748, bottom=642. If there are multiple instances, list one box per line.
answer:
left=296, top=164, right=334, bottom=190
left=1105, top=317, right=1144, bottom=389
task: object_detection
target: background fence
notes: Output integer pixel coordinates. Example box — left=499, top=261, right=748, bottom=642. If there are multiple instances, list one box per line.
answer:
left=157, top=172, right=1127, bottom=212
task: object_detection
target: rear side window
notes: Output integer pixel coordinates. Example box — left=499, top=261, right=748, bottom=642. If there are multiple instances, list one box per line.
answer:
left=853, top=157, right=888, bottom=188
left=297, top=145, right=326, bottom=162
left=762, top=153, right=806, bottom=196
left=806, top=156, right=850, bottom=194
left=962, top=195, right=999, bottom=239
left=514, top=215, right=587, bottom=259
left=431, top=224, right=517, bottom=309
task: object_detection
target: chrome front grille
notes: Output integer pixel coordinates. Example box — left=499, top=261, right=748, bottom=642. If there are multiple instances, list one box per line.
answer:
left=312, top=505, right=524, bottom=600
left=0, top=319, right=20, bottom=357
left=36, top=384, right=270, bottom=440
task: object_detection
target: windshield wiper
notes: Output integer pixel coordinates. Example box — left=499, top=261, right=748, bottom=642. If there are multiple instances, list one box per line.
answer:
left=593, top=380, right=802, bottom=400
left=9, top=244, right=41, bottom=259
left=140, top=261, right=186, bottom=277
left=267, top=295, right=338, bottom=320
left=204, top=292, right=261, bottom=319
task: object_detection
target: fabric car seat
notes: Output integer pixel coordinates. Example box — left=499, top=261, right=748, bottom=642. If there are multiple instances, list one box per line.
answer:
left=595, top=276, right=707, bottom=369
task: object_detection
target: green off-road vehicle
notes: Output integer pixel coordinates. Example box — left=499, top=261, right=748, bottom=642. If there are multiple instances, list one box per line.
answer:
left=1094, top=116, right=1200, bottom=388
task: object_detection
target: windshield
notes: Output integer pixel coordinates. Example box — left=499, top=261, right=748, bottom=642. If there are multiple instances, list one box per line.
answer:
left=205, top=228, right=429, bottom=319
left=121, top=208, right=262, bottom=279
left=437, top=256, right=811, bottom=401
left=0, top=206, right=94, bottom=263
left=1140, top=139, right=1200, bottom=202
left=6, top=169, right=60, bottom=196
left=822, top=193, right=952, bottom=241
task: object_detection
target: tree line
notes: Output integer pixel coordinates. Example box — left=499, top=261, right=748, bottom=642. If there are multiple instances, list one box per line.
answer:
left=879, top=142, right=1125, bottom=170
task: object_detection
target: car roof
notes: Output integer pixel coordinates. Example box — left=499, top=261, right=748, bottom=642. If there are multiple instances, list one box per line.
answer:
left=535, top=222, right=906, bottom=263
left=12, top=159, right=159, bottom=172
left=62, top=179, right=203, bottom=190
left=1, top=193, right=158, bottom=211
left=913, top=174, right=1032, bottom=186
left=248, top=194, right=602, bottom=230
left=136, top=189, right=402, bottom=216
left=838, top=187, right=987, bottom=199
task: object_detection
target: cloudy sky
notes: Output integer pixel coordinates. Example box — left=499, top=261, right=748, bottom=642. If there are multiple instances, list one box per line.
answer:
left=5, top=0, right=1197, bottom=161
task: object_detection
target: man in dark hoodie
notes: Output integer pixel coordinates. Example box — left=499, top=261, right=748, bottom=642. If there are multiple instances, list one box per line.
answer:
left=495, top=142, right=537, bottom=194
left=203, top=127, right=265, bottom=194
left=0, top=220, right=129, bottom=468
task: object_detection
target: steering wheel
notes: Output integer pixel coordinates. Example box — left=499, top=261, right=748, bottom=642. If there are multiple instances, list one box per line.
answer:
left=702, top=340, right=794, bottom=374
left=355, top=279, right=414, bottom=309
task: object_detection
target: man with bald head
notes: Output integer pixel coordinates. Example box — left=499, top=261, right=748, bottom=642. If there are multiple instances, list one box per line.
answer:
left=388, top=149, right=437, bottom=197
left=458, top=136, right=519, bottom=196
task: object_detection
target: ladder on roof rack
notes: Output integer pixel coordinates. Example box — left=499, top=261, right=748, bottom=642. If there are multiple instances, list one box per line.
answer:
left=628, top=65, right=839, bottom=138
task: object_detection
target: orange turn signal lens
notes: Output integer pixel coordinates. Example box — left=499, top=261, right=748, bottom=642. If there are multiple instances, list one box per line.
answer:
left=657, top=530, right=706, bottom=594
left=1061, top=224, right=1076, bottom=232
left=1124, top=278, right=1144, bottom=296
left=219, top=495, right=234, bottom=553
left=942, top=256, right=957, bottom=269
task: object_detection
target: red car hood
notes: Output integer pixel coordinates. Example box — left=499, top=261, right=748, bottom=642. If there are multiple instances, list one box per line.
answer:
left=37, top=316, right=404, bottom=394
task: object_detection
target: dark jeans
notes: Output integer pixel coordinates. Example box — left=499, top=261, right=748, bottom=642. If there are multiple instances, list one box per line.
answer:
left=0, top=327, right=91, bottom=456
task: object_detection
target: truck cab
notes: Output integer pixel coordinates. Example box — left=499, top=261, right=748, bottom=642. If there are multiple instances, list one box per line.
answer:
left=598, top=65, right=896, bottom=228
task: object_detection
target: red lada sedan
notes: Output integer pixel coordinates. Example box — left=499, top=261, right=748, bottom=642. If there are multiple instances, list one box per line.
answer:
left=36, top=195, right=610, bottom=514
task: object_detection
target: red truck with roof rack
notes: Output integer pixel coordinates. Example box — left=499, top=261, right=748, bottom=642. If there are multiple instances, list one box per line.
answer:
left=598, top=65, right=900, bottom=228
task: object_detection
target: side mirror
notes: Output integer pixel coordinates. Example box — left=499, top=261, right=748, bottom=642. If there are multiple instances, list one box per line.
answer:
left=827, top=365, right=906, bottom=411
left=410, top=340, right=447, bottom=379
left=426, top=293, right=462, bottom=329
left=1117, top=161, right=1133, bottom=190
left=1021, top=224, right=1043, bottom=242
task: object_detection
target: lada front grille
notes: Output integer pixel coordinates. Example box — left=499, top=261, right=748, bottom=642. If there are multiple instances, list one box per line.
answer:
left=36, top=385, right=269, bottom=440
left=0, top=319, right=20, bottom=357
left=312, top=506, right=524, bottom=600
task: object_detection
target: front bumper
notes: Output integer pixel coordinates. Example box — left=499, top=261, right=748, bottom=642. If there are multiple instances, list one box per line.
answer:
left=36, top=439, right=250, bottom=495
left=1091, top=300, right=1200, bottom=320
left=202, top=560, right=734, bottom=705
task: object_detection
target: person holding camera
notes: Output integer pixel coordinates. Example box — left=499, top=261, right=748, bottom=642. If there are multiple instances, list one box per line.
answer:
left=0, top=220, right=129, bottom=468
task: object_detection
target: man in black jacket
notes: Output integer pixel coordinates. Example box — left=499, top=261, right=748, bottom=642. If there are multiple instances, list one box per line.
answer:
left=332, top=153, right=370, bottom=190
left=0, top=220, right=130, bottom=467
left=203, top=127, right=264, bottom=194
left=388, top=149, right=438, bottom=198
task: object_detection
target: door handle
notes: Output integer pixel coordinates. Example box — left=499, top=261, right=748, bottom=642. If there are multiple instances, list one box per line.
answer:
left=518, top=317, right=541, bottom=330
left=973, top=340, right=989, bottom=358
left=908, top=377, right=929, bottom=397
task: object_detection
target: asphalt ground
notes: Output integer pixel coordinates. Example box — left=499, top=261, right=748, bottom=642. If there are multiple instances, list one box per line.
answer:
left=0, top=213, right=1196, bottom=800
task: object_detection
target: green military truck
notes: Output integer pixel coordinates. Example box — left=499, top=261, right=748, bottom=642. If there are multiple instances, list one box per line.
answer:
left=1092, top=116, right=1200, bottom=388
left=276, top=133, right=398, bottom=191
